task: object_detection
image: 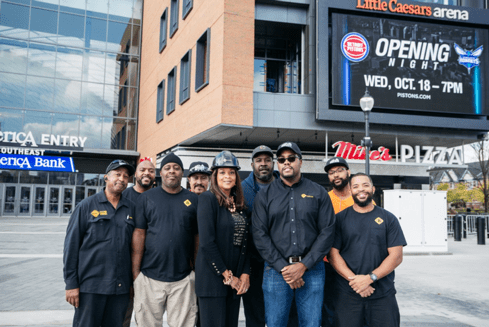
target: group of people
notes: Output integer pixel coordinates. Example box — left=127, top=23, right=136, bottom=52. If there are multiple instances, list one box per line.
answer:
left=63, top=141, right=407, bottom=327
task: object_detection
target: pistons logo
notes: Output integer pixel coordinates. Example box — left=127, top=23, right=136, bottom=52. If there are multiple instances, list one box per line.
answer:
left=341, top=33, right=369, bottom=62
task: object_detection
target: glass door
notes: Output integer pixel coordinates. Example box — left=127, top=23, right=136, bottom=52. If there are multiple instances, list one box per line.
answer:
left=3, top=184, right=18, bottom=216
left=33, top=186, right=47, bottom=216
left=18, top=185, right=32, bottom=216
left=86, top=187, right=97, bottom=199
left=62, top=187, right=74, bottom=215
left=75, top=186, right=85, bottom=208
left=48, top=187, right=61, bottom=216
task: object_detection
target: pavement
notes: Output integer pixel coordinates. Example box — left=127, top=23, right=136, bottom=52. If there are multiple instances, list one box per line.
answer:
left=0, top=217, right=488, bottom=326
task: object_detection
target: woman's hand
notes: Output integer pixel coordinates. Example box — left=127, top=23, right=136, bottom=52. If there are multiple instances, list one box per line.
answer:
left=236, top=273, right=250, bottom=295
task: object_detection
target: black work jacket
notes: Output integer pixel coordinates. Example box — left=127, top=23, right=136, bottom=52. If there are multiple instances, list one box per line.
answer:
left=195, top=191, right=251, bottom=297
left=63, top=189, right=135, bottom=295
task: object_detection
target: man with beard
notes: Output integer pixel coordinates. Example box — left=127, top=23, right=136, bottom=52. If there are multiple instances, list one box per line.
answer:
left=329, top=173, right=406, bottom=327
left=63, top=160, right=136, bottom=326
left=121, top=158, right=156, bottom=327
left=252, top=142, right=335, bottom=327
left=241, top=145, right=279, bottom=327
left=132, top=153, right=199, bottom=326
left=187, top=161, right=212, bottom=195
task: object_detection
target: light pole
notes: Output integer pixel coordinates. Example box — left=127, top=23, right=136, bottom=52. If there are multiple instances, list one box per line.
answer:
left=360, top=89, right=374, bottom=175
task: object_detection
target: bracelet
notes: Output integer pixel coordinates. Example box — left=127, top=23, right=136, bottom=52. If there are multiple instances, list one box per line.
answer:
left=223, top=271, right=233, bottom=285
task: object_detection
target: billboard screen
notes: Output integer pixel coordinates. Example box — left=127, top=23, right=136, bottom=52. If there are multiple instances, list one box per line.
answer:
left=331, top=12, right=489, bottom=115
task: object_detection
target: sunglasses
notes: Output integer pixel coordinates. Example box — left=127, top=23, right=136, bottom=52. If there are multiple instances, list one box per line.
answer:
left=276, top=155, right=300, bottom=164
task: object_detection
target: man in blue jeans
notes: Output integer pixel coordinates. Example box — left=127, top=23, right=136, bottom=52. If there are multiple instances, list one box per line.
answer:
left=252, top=142, right=336, bottom=327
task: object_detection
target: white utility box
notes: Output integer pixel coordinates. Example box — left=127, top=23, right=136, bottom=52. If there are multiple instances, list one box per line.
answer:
left=383, top=190, right=448, bottom=253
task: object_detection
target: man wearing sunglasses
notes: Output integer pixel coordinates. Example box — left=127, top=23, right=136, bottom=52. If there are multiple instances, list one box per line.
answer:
left=252, top=142, right=336, bottom=327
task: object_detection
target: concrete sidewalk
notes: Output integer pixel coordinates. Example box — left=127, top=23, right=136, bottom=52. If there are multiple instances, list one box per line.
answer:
left=1, top=217, right=488, bottom=326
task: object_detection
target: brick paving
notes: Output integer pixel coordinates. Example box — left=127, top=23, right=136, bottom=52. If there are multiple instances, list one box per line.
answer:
left=1, top=217, right=488, bottom=326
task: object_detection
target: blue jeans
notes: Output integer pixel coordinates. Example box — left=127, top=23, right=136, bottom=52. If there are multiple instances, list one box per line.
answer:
left=262, top=261, right=325, bottom=327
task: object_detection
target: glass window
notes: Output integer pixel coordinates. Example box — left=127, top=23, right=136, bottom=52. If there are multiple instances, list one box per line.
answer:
left=169, top=0, right=179, bottom=38
left=253, top=59, right=266, bottom=92
left=0, top=3, right=30, bottom=39
left=32, top=0, right=60, bottom=11
left=49, top=172, right=76, bottom=185
left=27, top=42, right=57, bottom=78
left=156, top=79, right=165, bottom=122
left=82, top=49, right=106, bottom=83
left=0, top=72, right=25, bottom=108
left=79, top=115, right=102, bottom=148
left=160, top=8, right=168, bottom=52
left=105, top=52, right=121, bottom=85
left=85, top=17, right=107, bottom=50
left=51, top=112, right=79, bottom=138
left=0, top=170, right=19, bottom=183
left=127, top=87, right=137, bottom=119
left=109, top=0, right=133, bottom=23
left=167, top=66, right=176, bottom=114
left=58, top=12, right=85, bottom=48
left=131, top=25, right=141, bottom=56
left=107, top=20, right=131, bottom=53
left=101, top=117, right=125, bottom=149
left=133, top=0, right=142, bottom=25
left=127, top=119, right=136, bottom=150
left=126, top=55, right=139, bottom=87
left=0, top=37, right=28, bottom=74
left=0, top=108, right=24, bottom=132
left=19, top=171, right=49, bottom=184
left=182, top=0, right=193, bottom=19
left=23, top=109, right=52, bottom=139
left=179, top=50, right=191, bottom=104
left=30, top=8, right=58, bottom=44
left=4, top=0, right=30, bottom=4
left=104, top=84, right=126, bottom=117
left=195, top=29, right=210, bottom=92
left=81, top=82, right=105, bottom=115
left=60, top=0, right=85, bottom=15
left=25, top=76, right=55, bottom=109
left=56, top=46, right=83, bottom=80
left=54, top=79, right=82, bottom=113
left=77, top=173, right=99, bottom=186
left=87, top=0, right=108, bottom=19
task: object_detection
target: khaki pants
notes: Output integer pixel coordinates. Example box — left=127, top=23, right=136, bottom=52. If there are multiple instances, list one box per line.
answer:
left=134, top=271, right=197, bottom=327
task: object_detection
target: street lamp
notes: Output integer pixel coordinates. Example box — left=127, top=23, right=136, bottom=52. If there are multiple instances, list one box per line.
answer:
left=360, top=89, right=374, bottom=175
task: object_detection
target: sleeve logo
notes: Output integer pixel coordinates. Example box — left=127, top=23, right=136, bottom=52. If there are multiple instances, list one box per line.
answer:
left=184, top=199, right=192, bottom=207
left=375, top=217, right=384, bottom=225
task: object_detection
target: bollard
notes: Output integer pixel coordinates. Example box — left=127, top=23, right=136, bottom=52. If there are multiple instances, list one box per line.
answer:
left=454, top=214, right=462, bottom=241
left=463, top=214, right=467, bottom=238
left=477, top=217, right=486, bottom=245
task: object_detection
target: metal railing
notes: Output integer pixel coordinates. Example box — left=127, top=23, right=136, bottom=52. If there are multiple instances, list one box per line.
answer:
left=447, top=214, right=489, bottom=236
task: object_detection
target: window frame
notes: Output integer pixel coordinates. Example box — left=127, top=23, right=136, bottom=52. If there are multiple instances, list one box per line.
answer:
left=156, top=79, right=165, bottom=122
left=182, top=0, right=193, bottom=20
left=160, top=8, right=168, bottom=52
left=167, top=66, right=177, bottom=115
left=179, top=50, right=192, bottom=105
left=169, top=0, right=179, bottom=38
left=195, top=28, right=210, bottom=92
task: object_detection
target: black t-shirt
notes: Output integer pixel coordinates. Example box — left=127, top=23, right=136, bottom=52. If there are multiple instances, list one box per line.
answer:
left=122, top=186, right=142, bottom=204
left=333, top=206, right=407, bottom=299
left=135, top=187, right=198, bottom=282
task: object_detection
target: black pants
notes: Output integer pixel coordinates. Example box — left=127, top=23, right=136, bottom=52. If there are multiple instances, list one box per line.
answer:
left=199, top=289, right=241, bottom=327
left=335, top=291, right=400, bottom=327
left=321, top=261, right=336, bottom=327
left=242, top=259, right=266, bottom=327
left=73, top=292, right=130, bottom=327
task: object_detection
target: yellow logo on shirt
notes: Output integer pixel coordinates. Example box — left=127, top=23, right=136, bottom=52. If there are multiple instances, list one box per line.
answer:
left=301, top=194, right=314, bottom=198
left=375, top=217, right=384, bottom=225
left=100, top=211, right=107, bottom=216
left=184, top=199, right=192, bottom=207
left=91, top=210, right=100, bottom=217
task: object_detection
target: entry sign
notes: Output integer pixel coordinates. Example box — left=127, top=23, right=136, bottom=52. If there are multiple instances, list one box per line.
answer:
left=0, top=154, right=75, bottom=172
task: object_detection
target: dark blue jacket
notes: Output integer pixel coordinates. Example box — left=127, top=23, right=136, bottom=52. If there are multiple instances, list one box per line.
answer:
left=242, top=170, right=280, bottom=210
left=63, top=189, right=135, bottom=295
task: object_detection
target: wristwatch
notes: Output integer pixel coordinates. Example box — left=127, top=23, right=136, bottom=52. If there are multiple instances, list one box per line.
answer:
left=369, top=272, right=378, bottom=283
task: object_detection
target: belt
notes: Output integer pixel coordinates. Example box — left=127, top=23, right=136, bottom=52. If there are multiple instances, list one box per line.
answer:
left=288, top=256, right=302, bottom=264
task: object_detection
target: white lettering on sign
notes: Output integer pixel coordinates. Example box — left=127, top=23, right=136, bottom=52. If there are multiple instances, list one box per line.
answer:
left=0, top=156, right=32, bottom=169
left=0, top=130, right=86, bottom=148
left=400, top=145, right=463, bottom=165
left=34, top=157, right=66, bottom=169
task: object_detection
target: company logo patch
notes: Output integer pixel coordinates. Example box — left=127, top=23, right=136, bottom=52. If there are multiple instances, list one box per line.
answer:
left=127, top=215, right=133, bottom=220
left=375, top=217, right=384, bottom=225
left=99, top=211, right=107, bottom=216
left=454, top=43, right=483, bottom=73
left=91, top=210, right=100, bottom=218
left=341, top=33, right=369, bottom=62
left=184, top=199, right=192, bottom=207
left=301, top=194, right=314, bottom=198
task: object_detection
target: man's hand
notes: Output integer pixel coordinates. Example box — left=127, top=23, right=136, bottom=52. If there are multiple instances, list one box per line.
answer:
left=287, top=278, right=305, bottom=289
left=359, top=285, right=375, bottom=298
left=281, top=263, right=307, bottom=284
left=66, top=288, right=80, bottom=308
left=236, top=274, right=250, bottom=295
left=348, top=275, right=373, bottom=294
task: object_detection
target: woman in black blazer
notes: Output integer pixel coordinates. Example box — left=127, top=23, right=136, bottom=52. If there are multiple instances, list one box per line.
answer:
left=195, top=151, right=251, bottom=327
